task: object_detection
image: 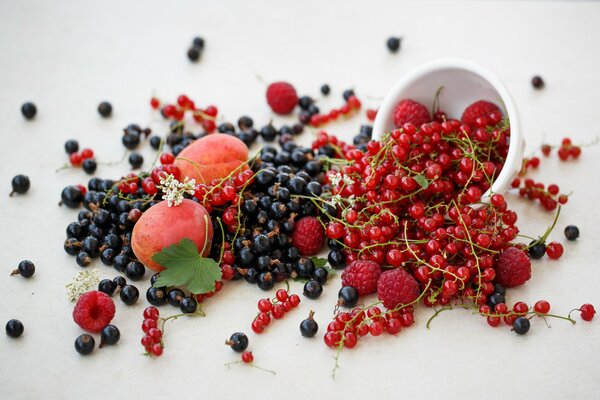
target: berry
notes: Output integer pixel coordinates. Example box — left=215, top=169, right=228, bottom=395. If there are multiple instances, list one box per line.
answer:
left=531, top=76, right=544, bottom=89
left=338, top=286, right=359, bottom=308
left=129, top=153, right=144, bottom=169
left=73, top=291, right=116, bottom=333
left=167, top=288, right=184, bottom=307
left=376, top=268, right=420, bottom=309
left=187, top=47, right=200, bottom=62
left=495, top=247, right=531, bottom=287
left=10, top=174, right=30, bottom=196
left=226, top=332, right=249, bottom=352
left=98, top=279, right=117, bottom=296
left=60, top=186, right=83, bottom=208
left=320, top=84, right=330, bottom=95
left=125, top=260, right=145, bottom=281
left=303, top=280, right=323, bottom=299
left=386, top=36, right=401, bottom=53
left=313, top=267, right=328, bottom=284
left=393, top=99, right=431, bottom=128
left=266, top=82, right=298, bottom=115
left=512, top=317, right=531, bottom=335
left=82, top=158, right=97, bottom=174
left=75, top=334, right=95, bottom=355
left=534, top=300, right=551, bottom=314
left=5, top=319, right=24, bottom=338
left=291, top=217, right=325, bottom=256
left=122, top=133, right=140, bottom=150
left=300, top=311, right=318, bottom=338
left=98, top=101, right=112, bottom=117
left=11, top=260, right=35, bottom=278
left=120, top=284, right=139, bottom=305
left=545, top=242, right=564, bottom=259
left=143, top=306, right=160, bottom=320
left=275, top=289, right=288, bottom=302
left=146, top=287, right=167, bottom=306
left=21, top=102, right=37, bottom=119
left=64, top=139, right=79, bottom=154
left=327, top=249, right=346, bottom=269
left=241, top=351, right=254, bottom=363
left=113, top=276, right=126, bottom=288
left=580, top=304, right=595, bottom=321
left=100, top=325, right=120, bottom=347
left=341, top=260, right=382, bottom=296
left=461, top=100, right=501, bottom=126
left=528, top=241, right=546, bottom=259
left=192, top=36, right=205, bottom=49
left=180, top=296, right=198, bottom=313
left=564, top=225, right=579, bottom=241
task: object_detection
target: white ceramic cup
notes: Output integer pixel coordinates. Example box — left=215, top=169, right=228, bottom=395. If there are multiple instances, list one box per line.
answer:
left=372, top=58, right=525, bottom=201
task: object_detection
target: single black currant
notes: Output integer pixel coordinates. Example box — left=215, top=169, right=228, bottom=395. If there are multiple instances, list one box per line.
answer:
left=64, top=238, right=80, bottom=255
left=59, top=186, right=83, bottom=208
left=187, top=47, right=200, bottom=62
left=303, top=280, right=323, bottom=299
left=113, top=275, right=126, bottom=288
left=98, top=101, right=112, bottom=117
left=238, top=115, right=253, bottom=130
left=512, top=317, right=531, bottom=335
left=386, top=36, right=401, bottom=53
left=342, top=89, right=355, bottom=101
left=21, top=102, right=37, bottom=119
left=64, top=139, right=79, bottom=154
left=119, top=284, right=139, bottom=305
left=300, top=311, right=318, bottom=338
left=180, top=296, right=198, bottom=313
left=146, top=287, right=167, bottom=306
left=128, top=152, right=143, bottom=169
left=227, top=332, right=249, bottom=352
left=295, top=257, right=315, bottom=278
left=257, top=272, right=275, bottom=290
left=125, top=260, right=145, bottom=281
left=75, top=334, right=95, bottom=355
left=167, top=288, right=185, bottom=307
left=10, top=175, right=30, bottom=196
left=100, top=325, right=120, bottom=347
left=149, top=135, right=162, bottom=150
left=312, top=267, right=328, bottom=285
left=98, top=279, right=117, bottom=296
left=528, top=241, right=546, bottom=260
left=76, top=252, right=92, bottom=267
left=260, top=125, right=277, bottom=142
left=11, top=260, right=35, bottom=278
left=82, top=158, right=97, bottom=175
left=192, top=36, right=205, bottom=49
left=327, top=249, right=346, bottom=269
left=487, top=293, right=506, bottom=309
left=5, top=319, right=24, bottom=338
left=531, top=76, right=544, bottom=89
left=493, top=283, right=506, bottom=296
left=338, top=286, right=359, bottom=308
left=320, top=84, right=330, bottom=96
left=122, top=133, right=140, bottom=150
left=113, top=254, right=130, bottom=272
left=564, top=225, right=579, bottom=241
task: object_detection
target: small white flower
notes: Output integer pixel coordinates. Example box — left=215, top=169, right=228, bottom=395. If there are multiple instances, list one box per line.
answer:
left=328, top=172, right=342, bottom=187
left=342, top=175, right=355, bottom=186
left=157, top=174, right=196, bottom=207
left=66, top=269, right=100, bottom=302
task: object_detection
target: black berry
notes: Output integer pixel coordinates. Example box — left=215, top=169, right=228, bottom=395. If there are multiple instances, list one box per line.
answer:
left=303, top=280, right=323, bottom=299
left=528, top=241, right=546, bottom=260
left=11, top=260, right=35, bottom=278
left=227, top=332, right=249, bottom=352
left=21, top=102, right=37, bottom=119
left=120, top=284, right=139, bottom=305
left=512, top=317, right=531, bottom=335
left=300, top=311, right=318, bottom=337
left=338, top=286, right=359, bottom=308
left=5, top=319, right=24, bottom=338
left=64, top=139, right=79, bottom=154
left=564, top=225, right=579, bottom=241
left=10, top=174, right=30, bottom=196
left=98, top=101, right=112, bottom=117
left=75, top=334, right=95, bottom=355
left=100, top=325, right=120, bottom=347
left=386, top=37, right=401, bottom=53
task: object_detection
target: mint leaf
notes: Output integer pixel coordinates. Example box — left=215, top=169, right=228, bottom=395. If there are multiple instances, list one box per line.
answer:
left=311, top=256, right=328, bottom=268
left=151, top=238, right=221, bottom=294
left=413, top=174, right=429, bottom=189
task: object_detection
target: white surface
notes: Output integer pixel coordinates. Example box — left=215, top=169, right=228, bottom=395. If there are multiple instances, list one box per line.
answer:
left=1, top=1, right=600, bottom=399
left=372, top=58, right=525, bottom=199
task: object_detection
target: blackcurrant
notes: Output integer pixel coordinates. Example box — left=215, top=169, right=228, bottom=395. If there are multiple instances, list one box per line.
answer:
left=260, top=125, right=277, bottom=142
left=528, top=241, right=546, bottom=259
left=327, top=249, right=346, bottom=269
left=21, top=102, right=37, bottom=119
left=312, top=267, right=328, bottom=285
left=512, top=317, right=531, bottom=335
left=342, top=89, right=355, bottom=101
left=300, top=312, right=318, bottom=337
left=303, top=280, right=323, bottom=299
left=238, top=115, right=253, bottom=130
left=5, top=319, right=24, bottom=338
left=167, top=288, right=185, bottom=307
left=149, top=135, right=161, bottom=150
left=11, top=260, right=35, bottom=278
left=493, top=283, right=506, bottom=296
left=64, top=238, right=80, bottom=255
left=187, top=47, right=200, bottom=62
left=146, top=287, right=167, bottom=306
left=564, top=225, right=579, bottom=241
left=122, top=133, right=140, bottom=150
left=82, top=158, right=97, bottom=175
left=227, top=332, right=249, bottom=352
left=100, top=325, right=120, bottom=346
left=10, top=175, right=30, bottom=196
left=257, top=272, right=275, bottom=290
left=98, top=101, right=112, bottom=117
left=531, top=76, right=544, bottom=89
left=386, top=36, right=401, bottom=53
left=113, top=276, right=126, bottom=288
left=192, top=36, right=205, bottom=49
left=295, top=257, right=315, bottom=278
left=120, top=284, right=139, bottom=305
left=320, top=84, right=330, bottom=96
left=487, top=293, right=506, bottom=309
left=64, top=139, right=79, bottom=154
left=76, top=252, right=92, bottom=267
left=98, top=279, right=117, bottom=296
left=180, top=296, right=198, bottom=313
left=125, top=260, right=145, bottom=281
left=60, top=186, right=83, bottom=208
left=128, top=152, right=143, bottom=169
left=338, top=286, right=359, bottom=308
left=75, top=334, right=95, bottom=355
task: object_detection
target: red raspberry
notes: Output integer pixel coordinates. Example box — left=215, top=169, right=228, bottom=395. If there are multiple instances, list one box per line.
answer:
left=377, top=269, right=420, bottom=309
left=495, top=247, right=531, bottom=288
left=393, top=99, right=431, bottom=128
left=266, top=82, right=298, bottom=115
left=341, top=260, right=382, bottom=296
left=73, top=291, right=116, bottom=333
left=291, top=217, right=325, bottom=256
left=461, top=100, right=501, bottom=125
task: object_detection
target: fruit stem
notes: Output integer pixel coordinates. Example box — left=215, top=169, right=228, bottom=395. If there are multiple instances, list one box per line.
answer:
left=534, top=205, right=561, bottom=246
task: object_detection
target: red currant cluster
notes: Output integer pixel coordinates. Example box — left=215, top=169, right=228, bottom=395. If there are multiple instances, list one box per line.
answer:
left=324, top=304, right=415, bottom=350
left=511, top=177, right=569, bottom=211
left=69, top=148, right=95, bottom=168
left=140, top=306, right=164, bottom=357
left=251, top=289, right=301, bottom=334
left=307, top=94, right=362, bottom=127
left=151, top=94, right=219, bottom=133
left=193, top=168, right=255, bottom=214
left=541, top=138, right=582, bottom=160
left=476, top=300, right=594, bottom=328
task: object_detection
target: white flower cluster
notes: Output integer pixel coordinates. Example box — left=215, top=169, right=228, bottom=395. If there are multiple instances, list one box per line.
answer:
left=328, top=172, right=354, bottom=187
left=65, top=269, right=100, bottom=302
left=157, top=174, right=196, bottom=207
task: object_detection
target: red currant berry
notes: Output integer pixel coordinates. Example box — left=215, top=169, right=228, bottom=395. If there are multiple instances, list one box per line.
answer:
left=545, top=242, right=564, bottom=259
left=241, top=351, right=253, bottom=363
left=143, top=307, right=160, bottom=320
left=580, top=304, right=595, bottom=321
left=534, top=300, right=551, bottom=314
left=276, top=289, right=288, bottom=302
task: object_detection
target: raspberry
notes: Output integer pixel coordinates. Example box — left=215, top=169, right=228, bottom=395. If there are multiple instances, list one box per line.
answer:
left=73, top=291, right=116, bottom=333
left=341, top=260, right=382, bottom=296
left=291, top=217, right=325, bottom=256
left=460, top=100, right=501, bottom=125
left=266, top=82, right=298, bottom=115
left=495, top=247, right=531, bottom=288
left=377, top=269, right=420, bottom=309
left=392, top=99, right=431, bottom=128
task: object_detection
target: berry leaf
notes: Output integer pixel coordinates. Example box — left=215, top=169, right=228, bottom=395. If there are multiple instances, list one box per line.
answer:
left=413, top=174, right=429, bottom=189
left=311, top=256, right=328, bottom=268
left=151, top=238, right=221, bottom=294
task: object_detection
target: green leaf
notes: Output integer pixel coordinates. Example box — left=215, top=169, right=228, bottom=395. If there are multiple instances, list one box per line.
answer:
left=151, top=238, right=222, bottom=294
left=413, top=174, right=429, bottom=189
left=311, top=256, right=328, bottom=268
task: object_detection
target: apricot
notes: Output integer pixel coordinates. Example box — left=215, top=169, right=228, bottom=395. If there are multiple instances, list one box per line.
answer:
left=174, top=133, right=248, bottom=184
left=132, top=199, right=213, bottom=272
